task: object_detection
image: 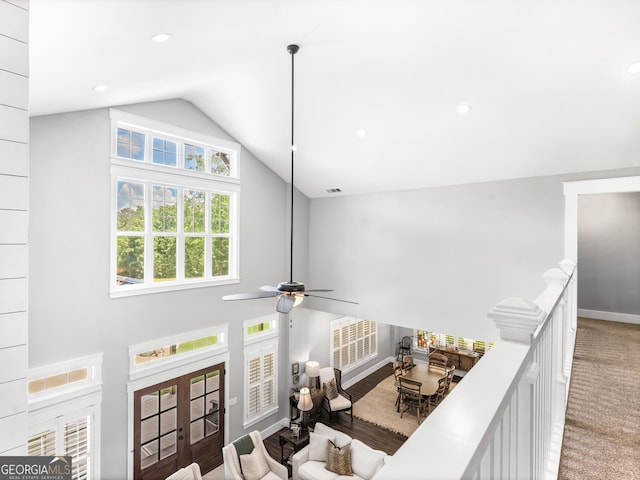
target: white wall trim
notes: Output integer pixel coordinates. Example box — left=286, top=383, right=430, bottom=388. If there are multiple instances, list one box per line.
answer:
left=341, top=356, right=395, bottom=389
left=577, top=309, right=640, bottom=325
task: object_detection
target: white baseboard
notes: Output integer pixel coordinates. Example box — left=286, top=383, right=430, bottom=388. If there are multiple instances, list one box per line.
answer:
left=578, top=309, right=640, bottom=325
left=342, top=356, right=395, bottom=389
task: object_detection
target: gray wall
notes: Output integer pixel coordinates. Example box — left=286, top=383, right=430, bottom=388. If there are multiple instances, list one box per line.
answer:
left=29, top=99, right=294, bottom=479
left=305, top=175, right=569, bottom=341
left=578, top=192, right=640, bottom=315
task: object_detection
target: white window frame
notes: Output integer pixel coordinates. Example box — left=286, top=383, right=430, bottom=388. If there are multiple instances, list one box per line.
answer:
left=330, top=316, right=378, bottom=372
left=127, top=325, right=228, bottom=382
left=110, top=109, right=241, bottom=298
left=242, top=315, right=279, bottom=428
left=28, top=355, right=103, bottom=480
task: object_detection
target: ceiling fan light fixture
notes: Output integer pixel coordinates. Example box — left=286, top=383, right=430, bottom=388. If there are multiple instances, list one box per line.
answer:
left=276, top=294, right=297, bottom=314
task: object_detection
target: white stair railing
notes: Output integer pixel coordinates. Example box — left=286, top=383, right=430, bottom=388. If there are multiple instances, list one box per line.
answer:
left=375, top=259, right=577, bottom=480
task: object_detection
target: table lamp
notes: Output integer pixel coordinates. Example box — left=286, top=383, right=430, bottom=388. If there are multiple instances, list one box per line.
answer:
left=297, top=387, right=313, bottom=431
left=305, top=360, right=320, bottom=393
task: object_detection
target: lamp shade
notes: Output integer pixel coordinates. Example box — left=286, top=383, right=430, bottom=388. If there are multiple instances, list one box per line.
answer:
left=297, top=387, right=313, bottom=412
left=305, top=361, right=320, bottom=378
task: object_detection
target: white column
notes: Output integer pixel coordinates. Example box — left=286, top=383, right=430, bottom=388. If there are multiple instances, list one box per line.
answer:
left=0, top=0, right=29, bottom=456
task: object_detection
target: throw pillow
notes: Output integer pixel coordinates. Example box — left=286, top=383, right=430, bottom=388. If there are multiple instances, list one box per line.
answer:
left=240, top=448, right=270, bottom=480
left=233, top=434, right=254, bottom=474
left=308, top=432, right=335, bottom=462
left=325, top=440, right=353, bottom=476
left=350, top=439, right=386, bottom=479
left=323, top=378, right=339, bottom=400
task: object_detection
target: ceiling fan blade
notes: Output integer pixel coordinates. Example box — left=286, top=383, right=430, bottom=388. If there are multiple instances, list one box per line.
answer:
left=222, top=291, right=280, bottom=301
left=259, top=285, right=279, bottom=292
left=305, top=288, right=334, bottom=292
left=305, top=293, right=359, bottom=305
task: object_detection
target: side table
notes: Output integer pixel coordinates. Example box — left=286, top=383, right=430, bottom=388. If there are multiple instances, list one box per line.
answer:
left=279, top=429, right=309, bottom=476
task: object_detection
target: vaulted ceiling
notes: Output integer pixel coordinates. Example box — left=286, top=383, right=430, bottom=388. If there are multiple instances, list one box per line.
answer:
left=29, top=0, right=640, bottom=198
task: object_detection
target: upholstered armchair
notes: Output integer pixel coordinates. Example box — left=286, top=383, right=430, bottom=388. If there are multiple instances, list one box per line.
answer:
left=165, top=463, right=202, bottom=480
left=222, top=430, right=287, bottom=480
left=318, top=367, right=353, bottom=420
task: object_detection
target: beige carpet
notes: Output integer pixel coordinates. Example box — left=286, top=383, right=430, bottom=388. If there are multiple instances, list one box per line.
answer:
left=558, top=318, right=640, bottom=480
left=353, top=373, right=456, bottom=437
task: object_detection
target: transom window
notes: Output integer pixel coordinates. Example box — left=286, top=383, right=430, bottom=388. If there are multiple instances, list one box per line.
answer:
left=110, top=110, right=240, bottom=297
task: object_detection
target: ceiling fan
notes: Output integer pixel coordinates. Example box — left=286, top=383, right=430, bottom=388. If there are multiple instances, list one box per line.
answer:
left=222, top=44, right=357, bottom=314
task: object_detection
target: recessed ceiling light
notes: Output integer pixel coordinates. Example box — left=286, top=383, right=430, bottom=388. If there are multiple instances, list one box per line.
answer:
left=356, top=128, right=367, bottom=137
left=92, top=85, right=108, bottom=92
left=628, top=62, right=640, bottom=75
left=457, top=104, right=472, bottom=114
left=151, top=33, right=171, bottom=43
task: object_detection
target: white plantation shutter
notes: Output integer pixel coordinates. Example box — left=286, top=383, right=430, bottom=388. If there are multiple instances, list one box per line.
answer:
left=65, top=417, right=90, bottom=480
left=247, top=356, right=261, bottom=416
left=28, top=429, right=56, bottom=456
left=262, top=352, right=275, bottom=408
left=29, top=409, right=93, bottom=480
left=244, top=341, right=278, bottom=425
left=331, top=318, right=378, bottom=370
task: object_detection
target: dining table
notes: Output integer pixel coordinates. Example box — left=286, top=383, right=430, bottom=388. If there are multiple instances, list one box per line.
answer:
left=401, top=363, right=447, bottom=396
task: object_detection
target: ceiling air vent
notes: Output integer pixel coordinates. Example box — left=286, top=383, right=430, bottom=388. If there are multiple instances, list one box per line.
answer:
left=326, top=188, right=342, bottom=194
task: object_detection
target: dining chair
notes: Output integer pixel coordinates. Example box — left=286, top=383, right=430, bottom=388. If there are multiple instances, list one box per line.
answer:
left=444, top=365, right=455, bottom=392
left=393, top=361, right=404, bottom=411
left=427, top=376, right=448, bottom=412
left=398, top=377, right=427, bottom=424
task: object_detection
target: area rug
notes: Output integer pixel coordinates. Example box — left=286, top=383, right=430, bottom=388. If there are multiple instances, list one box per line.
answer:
left=353, top=374, right=456, bottom=438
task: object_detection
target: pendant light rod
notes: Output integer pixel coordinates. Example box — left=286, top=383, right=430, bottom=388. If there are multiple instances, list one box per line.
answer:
left=287, top=44, right=299, bottom=284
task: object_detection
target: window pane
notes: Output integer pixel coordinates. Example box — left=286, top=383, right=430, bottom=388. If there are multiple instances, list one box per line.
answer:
left=210, top=150, right=230, bottom=176
left=152, top=137, right=177, bottom=167
left=184, top=144, right=205, bottom=171
left=160, top=432, right=176, bottom=460
left=211, top=237, right=229, bottom=277
left=117, top=128, right=145, bottom=161
left=190, top=419, right=204, bottom=444
left=117, top=181, right=144, bottom=232
left=210, top=194, right=230, bottom=233
left=140, top=439, right=158, bottom=469
left=184, top=190, right=205, bottom=233
left=152, top=186, right=177, bottom=233
left=117, top=236, right=144, bottom=283
left=154, top=236, right=176, bottom=282
left=185, top=237, right=204, bottom=279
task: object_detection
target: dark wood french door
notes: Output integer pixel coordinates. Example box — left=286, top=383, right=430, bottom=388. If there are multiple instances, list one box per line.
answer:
left=133, top=363, right=225, bottom=479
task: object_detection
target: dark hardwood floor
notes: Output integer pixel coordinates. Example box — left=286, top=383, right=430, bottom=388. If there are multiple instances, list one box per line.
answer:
left=263, top=362, right=408, bottom=466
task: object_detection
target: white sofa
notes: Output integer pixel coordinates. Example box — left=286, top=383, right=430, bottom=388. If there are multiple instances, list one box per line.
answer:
left=291, top=423, right=389, bottom=480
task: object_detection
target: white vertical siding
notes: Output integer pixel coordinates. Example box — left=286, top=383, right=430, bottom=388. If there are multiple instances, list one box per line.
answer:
left=0, top=0, right=29, bottom=456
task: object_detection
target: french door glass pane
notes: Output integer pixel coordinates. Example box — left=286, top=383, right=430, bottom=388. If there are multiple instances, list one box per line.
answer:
left=160, top=433, right=176, bottom=460
left=140, top=440, right=158, bottom=469
left=190, top=420, right=204, bottom=444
